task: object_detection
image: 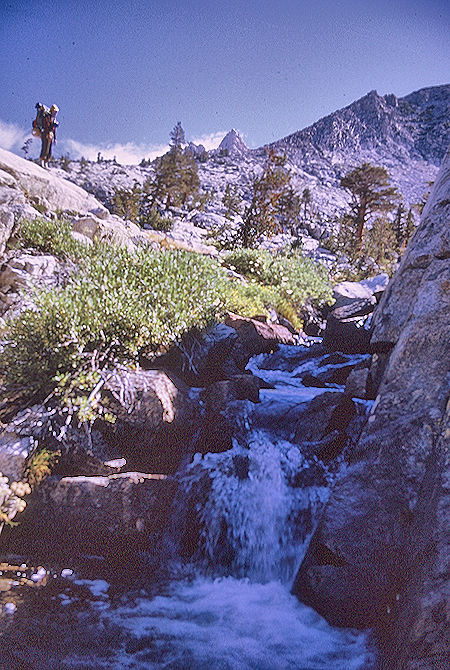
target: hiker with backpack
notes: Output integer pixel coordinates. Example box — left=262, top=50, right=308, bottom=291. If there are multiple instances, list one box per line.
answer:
left=32, top=103, right=59, bottom=168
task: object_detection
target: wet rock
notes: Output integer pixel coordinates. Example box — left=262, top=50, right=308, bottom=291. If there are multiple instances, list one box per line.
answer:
left=100, top=368, right=196, bottom=474
left=225, top=312, right=296, bottom=357
left=322, top=312, right=372, bottom=354
left=196, top=375, right=261, bottom=455
left=344, top=368, right=370, bottom=399
left=2, top=473, right=176, bottom=561
left=294, top=391, right=356, bottom=449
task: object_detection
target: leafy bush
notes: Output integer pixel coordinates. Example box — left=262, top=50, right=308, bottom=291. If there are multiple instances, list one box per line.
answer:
left=1, top=235, right=232, bottom=417
left=3, top=217, right=331, bottom=424
left=16, top=216, right=88, bottom=261
left=224, top=248, right=332, bottom=311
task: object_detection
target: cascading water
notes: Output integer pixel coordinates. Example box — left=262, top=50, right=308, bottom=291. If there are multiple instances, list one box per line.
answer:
left=0, top=343, right=376, bottom=669
left=96, top=343, right=375, bottom=669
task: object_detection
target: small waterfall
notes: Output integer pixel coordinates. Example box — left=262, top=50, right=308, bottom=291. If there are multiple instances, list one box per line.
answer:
left=4, top=343, right=375, bottom=669
left=180, top=431, right=329, bottom=584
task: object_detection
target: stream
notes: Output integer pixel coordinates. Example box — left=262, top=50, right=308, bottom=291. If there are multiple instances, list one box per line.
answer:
left=0, top=342, right=376, bottom=669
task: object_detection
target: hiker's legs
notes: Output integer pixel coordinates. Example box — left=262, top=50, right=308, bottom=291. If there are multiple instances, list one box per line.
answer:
left=40, top=134, right=51, bottom=167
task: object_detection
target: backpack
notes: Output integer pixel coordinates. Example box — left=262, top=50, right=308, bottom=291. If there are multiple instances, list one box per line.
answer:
left=32, top=103, right=50, bottom=137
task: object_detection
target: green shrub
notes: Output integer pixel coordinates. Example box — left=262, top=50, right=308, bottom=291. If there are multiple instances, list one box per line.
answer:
left=1, top=239, right=232, bottom=417
left=223, top=248, right=332, bottom=313
left=140, top=206, right=174, bottom=232
left=16, top=216, right=89, bottom=261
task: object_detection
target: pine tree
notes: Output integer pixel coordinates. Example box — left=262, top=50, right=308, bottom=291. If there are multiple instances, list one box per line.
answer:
left=222, top=184, right=243, bottom=220
left=170, top=121, right=186, bottom=149
left=147, top=123, right=201, bottom=211
left=240, top=150, right=292, bottom=248
left=340, top=163, right=399, bottom=252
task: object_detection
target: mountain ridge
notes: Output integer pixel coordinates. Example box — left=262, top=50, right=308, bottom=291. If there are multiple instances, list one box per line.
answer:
left=46, top=84, right=449, bottom=230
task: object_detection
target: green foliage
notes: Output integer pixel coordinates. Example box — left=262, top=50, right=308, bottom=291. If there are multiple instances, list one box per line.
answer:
left=340, top=163, right=399, bottom=252
left=145, top=123, right=203, bottom=212
left=1, top=231, right=234, bottom=419
left=24, top=448, right=60, bottom=490
left=224, top=247, right=332, bottom=319
left=16, top=216, right=88, bottom=260
left=4, top=216, right=331, bottom=424
left=112, top=183, right=141, bottom=221
left=240, top=150, right=293, bottom=248
left=139, top=205, right=174, bottom=232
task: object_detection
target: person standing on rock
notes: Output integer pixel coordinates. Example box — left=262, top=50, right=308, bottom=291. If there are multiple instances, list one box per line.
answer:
left=35, top=104, right=59, bottom=168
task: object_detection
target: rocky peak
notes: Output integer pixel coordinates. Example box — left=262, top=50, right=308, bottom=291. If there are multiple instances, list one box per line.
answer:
left=217, top=129, right=249, bottom=156
left=271, top=84, right=449, bottom=165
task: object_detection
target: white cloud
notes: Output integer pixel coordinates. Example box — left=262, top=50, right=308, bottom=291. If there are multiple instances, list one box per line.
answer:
left=62, top=138, right=170, bottom=165
left=63, top=131, right=228, bottom=165
left=0, top=117, right=229, bottom=165
left=0, top=120, right=30, bottom=152
left=191, top=130, right=228, bottom=150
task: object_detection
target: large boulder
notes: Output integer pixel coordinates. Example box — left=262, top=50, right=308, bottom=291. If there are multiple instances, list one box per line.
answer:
left=100, top=368, right=197, bottom=474
left=225, top=313, right=296, bottom=358
left=1, top=472, right=176, bottom=561
left=293, top=150, right=450, bottom=667
left=146, top=323, right=241, bottom=386
left=0, top=147, right=108, bottom=218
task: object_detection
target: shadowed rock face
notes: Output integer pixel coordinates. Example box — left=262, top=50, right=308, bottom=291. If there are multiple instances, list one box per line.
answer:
left=293, top=150, right=450, bottom=668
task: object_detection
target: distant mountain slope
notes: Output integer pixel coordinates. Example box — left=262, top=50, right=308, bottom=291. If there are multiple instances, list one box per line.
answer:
left=257, top=85, right=450, bottom=214
left=49, top=85, right=449, bottom=227
left=269, top=85, right=449, bottom=164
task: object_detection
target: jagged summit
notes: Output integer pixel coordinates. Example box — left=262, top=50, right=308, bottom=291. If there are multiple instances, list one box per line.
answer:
left=217, top=129, right=249, bottom=156
left=269, top=84, right=450, bottom=166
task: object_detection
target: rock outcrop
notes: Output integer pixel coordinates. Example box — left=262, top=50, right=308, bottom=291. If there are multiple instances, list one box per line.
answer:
left=2, top=472, right=176, bottom=561
left=293, top=150, right=450, bottom=667
left=0, top=147, right=108, bottom=220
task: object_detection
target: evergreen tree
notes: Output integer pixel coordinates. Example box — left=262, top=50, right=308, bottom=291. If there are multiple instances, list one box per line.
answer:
left=112, top=183, right=141, bottom=221
left=170, top=121, right=186, bottom=149
left=240, top=150, right=292, bottom=248
left=222, top=184, right=243, bottom=220
left=340, top=163, right=399, bottom=252
left=147, top=123, right=201, bottom=210
left=278, top=185, right=301, bottom=232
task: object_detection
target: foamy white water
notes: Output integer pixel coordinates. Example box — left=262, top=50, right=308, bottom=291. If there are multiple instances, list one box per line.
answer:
left=106, top=577, right=373, bottom=670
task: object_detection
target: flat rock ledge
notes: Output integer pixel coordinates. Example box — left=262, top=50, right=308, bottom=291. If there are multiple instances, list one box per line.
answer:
left=1, top=473, right=177, bottom=562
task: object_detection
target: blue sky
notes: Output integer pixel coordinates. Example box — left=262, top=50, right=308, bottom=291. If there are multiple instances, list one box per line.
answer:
left=1, top=0, right=449, bottom=163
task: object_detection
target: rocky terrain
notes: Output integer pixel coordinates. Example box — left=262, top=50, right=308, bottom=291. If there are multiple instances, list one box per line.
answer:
left=0, top=91, right=448, bottom=668
left=46, top=84, right=449, bottom=238
left=293, top=148, right=450, bottom=669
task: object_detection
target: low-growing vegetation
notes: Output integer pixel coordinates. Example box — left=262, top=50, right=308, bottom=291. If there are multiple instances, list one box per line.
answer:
left=1, top=217, right=332, bottom=424
left=223, top=248, right=333, bottom=325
